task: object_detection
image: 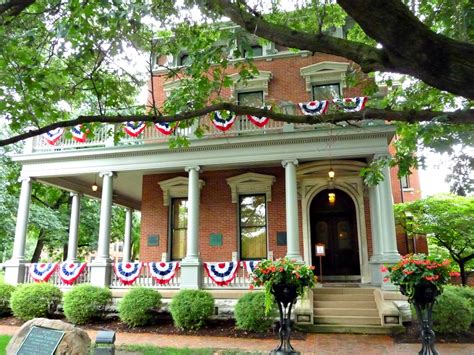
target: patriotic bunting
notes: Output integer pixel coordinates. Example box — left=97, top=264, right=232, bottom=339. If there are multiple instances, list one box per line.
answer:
left=123, top=121, right=146, bottom=137
left=247, top=106, right=271, bottom=128
left=212, top=111, right=236, bottom=132
left=114, top=262, right=143, bottom=285
left=298, top=100, right=330, bottom=116
left=241, top=260, right=261, bottom=274
left=203, top=262, right=239, bottom=286
left=332, top=96, right=368, bottom=112
left=59, top=262, right=87, bottom=285
left=148, top=261, right=180, bottom=284
left=43, top=128, right=64, bottom=145
left=154, top=121, right=174, bottom=135
left=29, top=263, right=58, bottom=282
left=71, top=125, right=87, bottom=143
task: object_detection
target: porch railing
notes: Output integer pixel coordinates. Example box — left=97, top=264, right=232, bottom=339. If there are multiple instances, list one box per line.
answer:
left=23, top=263, right=91, bottom=287
left=110, top=263, right=181, bottom=288
left=202, top=265, right=253, bottom=289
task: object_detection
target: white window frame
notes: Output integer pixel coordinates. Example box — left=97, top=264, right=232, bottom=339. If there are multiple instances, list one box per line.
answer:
left=226, top=172, right=275, bottom=203
left=300, top=61, right=350, bottom=94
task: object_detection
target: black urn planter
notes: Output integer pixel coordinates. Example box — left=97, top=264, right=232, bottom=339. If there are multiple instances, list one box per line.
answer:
left=411, top=282, right=439, bottom=355
left=270, top=284, right=300, bottom=355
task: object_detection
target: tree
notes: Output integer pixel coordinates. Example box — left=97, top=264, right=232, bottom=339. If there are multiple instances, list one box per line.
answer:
left=394, top=194, right=474, bottom=285
left=0, top=0, right=472, bottom=177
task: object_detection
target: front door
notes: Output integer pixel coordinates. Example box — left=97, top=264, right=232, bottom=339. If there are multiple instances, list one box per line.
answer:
left=310, top=189, right=360, bottom=276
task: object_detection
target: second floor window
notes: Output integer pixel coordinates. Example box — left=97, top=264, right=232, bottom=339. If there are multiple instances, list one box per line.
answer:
left=244, top=45, right=263, bottom=58
left=239, top=194, right=267, bottom=260
left=312, top=83, right=340, bottom=100
left=400, top=175, right=410, bottom=189
left=179, top=53, right=192, bottom=66
left=238, top=91, right=263, bottom=107
left=170, top=198, right=188, bottom=260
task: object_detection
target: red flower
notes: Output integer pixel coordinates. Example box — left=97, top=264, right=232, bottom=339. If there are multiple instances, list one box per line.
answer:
left=403, top=269, right=414, bottom=275
left=380, top=266, right=388, bottom=273
left=383, top=277, right=390, bottom=282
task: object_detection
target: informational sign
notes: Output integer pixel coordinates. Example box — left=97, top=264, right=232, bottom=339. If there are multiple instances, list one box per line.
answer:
left=315, top=243, right=325, bottom=256
left=16, top=326, right=65, bottom=355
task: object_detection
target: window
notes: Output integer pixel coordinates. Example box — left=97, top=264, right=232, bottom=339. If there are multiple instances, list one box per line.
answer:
left=170, top=198, right=188, bottom=260
left=238, top=91, right=263, bottom=107
left=179, top=53, right=192, bottom=66
left=244, top=45, right=263, bottom=58
left=312, top=83, right=340, bottom=100
left=118, top=243, right=123, bottom=252
left=400, top=175, right=410, bottom=189
left=239, top=194, right=267, bottom=260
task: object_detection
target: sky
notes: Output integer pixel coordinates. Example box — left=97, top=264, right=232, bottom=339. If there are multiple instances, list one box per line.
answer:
left=418, top=154, right=451, bottom=197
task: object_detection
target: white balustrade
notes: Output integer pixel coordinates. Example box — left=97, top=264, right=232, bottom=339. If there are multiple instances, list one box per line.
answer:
left=202, top=263, right=254, bottom=289
left=22, top=263, right=91, bottom=287
left=110, top=262, right=181, bottom=289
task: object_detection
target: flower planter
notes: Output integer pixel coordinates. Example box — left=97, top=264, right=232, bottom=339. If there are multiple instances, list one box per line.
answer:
left=413, top=282, right=438, bottom=305
left=272, top=284, right=298, bottom=307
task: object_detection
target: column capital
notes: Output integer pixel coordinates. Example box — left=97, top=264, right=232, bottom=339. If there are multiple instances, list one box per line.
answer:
left=282, top=159, right=299, bottom=168
left=18, top=176, right=32, bottom=183
left=372, top=153, right=390, bottom=161
left=70, top=191, right=82, bottom=198
left=99, top=171, right=117, bottom=178
left=185, top=166, right=200, bottom=173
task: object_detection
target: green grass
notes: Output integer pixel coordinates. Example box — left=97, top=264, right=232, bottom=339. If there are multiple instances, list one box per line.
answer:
left=0, top=335, right=12, bottom=355
left=118, top=345, right=261, bottom=354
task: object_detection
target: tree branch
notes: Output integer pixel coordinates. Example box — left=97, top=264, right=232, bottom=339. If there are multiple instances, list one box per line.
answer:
left=1, top=103, right=472, bottom=146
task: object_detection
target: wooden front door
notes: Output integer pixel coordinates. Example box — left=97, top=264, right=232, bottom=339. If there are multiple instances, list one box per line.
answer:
left=310, top=189, right=360, bottom=276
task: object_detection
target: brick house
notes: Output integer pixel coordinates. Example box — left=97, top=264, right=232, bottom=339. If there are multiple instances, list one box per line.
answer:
left=4, top=31, right=425, bottom=330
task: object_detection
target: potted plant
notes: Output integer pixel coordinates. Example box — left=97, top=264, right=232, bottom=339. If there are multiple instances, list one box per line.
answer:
left=250, top=258, right=317, bottom=312
left=382, top=253, right=459, bottom=302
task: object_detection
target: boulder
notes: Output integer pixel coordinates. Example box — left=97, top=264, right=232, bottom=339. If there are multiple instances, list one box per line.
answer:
left=7, top=318, right=91, bottom=355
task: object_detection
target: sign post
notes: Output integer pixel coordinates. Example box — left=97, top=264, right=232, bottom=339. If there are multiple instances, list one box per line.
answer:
left=315, top=243, right=325, bottom=283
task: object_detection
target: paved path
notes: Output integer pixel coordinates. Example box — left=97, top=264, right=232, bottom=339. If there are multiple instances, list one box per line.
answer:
left=1, top=325, right=473, bottom=354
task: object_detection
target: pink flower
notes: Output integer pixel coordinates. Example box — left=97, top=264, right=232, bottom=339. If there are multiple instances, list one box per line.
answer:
left=380, top=266, right=388, bottom=273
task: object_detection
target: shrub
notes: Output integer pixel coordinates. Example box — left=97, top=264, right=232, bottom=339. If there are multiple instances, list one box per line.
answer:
left=63, top=284, right=112, bottom=324
left=10, top=283, right=62, bottom=321
left=234, top=292, right=275, bottom=332
left=118, top=288, right=162, bottom=327
left=169, top=290, right=214, bottom=330
left=414, top=290, right=472, bottom=334
left=446, top=285, right=474, bottom=323
left=0, top=284, right=15, bottom=316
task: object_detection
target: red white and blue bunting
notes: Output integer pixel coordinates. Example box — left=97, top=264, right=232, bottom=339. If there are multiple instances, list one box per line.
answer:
left=29, top=263, right=58, bottom=282
left=148, top=261, right=180, bottom=284
left=332, top=96, right=368, bottom=112
left=71, top=125, right=87, bottom=143
left=113, top=262, right=143, bottom=285
left=154, top=122, right=174, bottom=135
left=59, top=262, right=87, bottom=285
left=298, top=100, right=330, bottom=116
left=241, top=260, right=261, bottom=275
left=123, top=121, right=146, bottom=137
left=44, top=128, right=64, bottom=145
left=247, top=106, right=271, bottom=128
left=212, top=111, right=236, bottom=132
left=203, top=262, right=240, bottom=286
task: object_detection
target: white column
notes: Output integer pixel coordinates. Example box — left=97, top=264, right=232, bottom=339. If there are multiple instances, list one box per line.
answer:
left=96, top=172, right=114, bottom=261
left=123, top=208, right=133, bottom=262
left=66, top=192, right=81, bottom=261
left=379, top=164, right=400, bottom=262
left=282, top=160, right=302, bottom=262
left=184, top=166, right=200, bottom=262
left=368, top=185, right=385, bottom=285
left=180, top=166, right=202, bottom=289
left=11, top=177, right=32, bottom=261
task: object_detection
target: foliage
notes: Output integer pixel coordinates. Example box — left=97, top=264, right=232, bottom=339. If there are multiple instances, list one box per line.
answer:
left=394, top=195, right=474, bottom=285
left=118, top=287, right=162, bottom=327
left=250, top=258, right=317, bottom=313
left=445, top=285, right=474, bottom=323
left=234, top=292, right=275, bottom=332
left=10, top=283, right=62, bottom=321
left=63, top=284, right=111, bottom=324
left=169, top=290, right=214, bottom=330
left=0, top=284, right=15, bottom=316
left=415, top=289, right=472, bottom=334
left=383, top=254, right=459, bottom=301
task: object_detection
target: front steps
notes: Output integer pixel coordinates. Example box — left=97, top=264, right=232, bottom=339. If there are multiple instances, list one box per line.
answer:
left=299, top=286, right=404, bottom=334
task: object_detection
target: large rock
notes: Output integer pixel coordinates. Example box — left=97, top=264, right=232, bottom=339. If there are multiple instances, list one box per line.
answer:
left=7, top=318, right=91, bottom=355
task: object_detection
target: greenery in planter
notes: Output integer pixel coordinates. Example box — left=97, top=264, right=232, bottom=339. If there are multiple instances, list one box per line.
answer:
left=169, top=290, right=214, bottom=330
left=118, top=287, right=162, bottom=327
left=250, top=258, right=317, bottom=312
left=234, top=292, right=275, bottom=332
left=63, top=284, right=111, bottom=324
left=0, top=284, right=15, bottom=316
left=10, top=283, right=62, bottom=321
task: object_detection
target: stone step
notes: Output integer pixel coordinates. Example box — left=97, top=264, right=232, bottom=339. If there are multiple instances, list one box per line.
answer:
left=314, top=300, right=377, bottom=309
left=314, top=308, right=379, bottom=317
left=313, top=287, right=375, bottom=295
left=313, top=293, right=374, bottom=301
left=314, top=315, right=381, bottom=326
left=296, top=324, right=404, bottom=335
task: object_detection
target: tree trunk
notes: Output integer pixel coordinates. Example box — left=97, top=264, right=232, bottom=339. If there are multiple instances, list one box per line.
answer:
left=31, top=229, right=45, bottom=263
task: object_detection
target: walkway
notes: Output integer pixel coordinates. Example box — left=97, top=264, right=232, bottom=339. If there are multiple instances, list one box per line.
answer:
left=1, top=325, right=473, bottom=354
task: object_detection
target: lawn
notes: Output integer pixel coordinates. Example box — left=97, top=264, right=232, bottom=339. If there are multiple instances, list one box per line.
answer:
left=119, top=344, right=260, bottom=354
left=0, top=335, right=11, bottom=355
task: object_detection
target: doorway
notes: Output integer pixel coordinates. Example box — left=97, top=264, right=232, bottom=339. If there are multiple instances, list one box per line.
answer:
left=310, top=189, right=360, bottom=277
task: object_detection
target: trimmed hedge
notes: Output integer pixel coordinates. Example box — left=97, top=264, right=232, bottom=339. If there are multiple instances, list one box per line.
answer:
left=118, top=288, right=162, bottom=327
left=63, top=284, right=112, bottom=324
left=169, top=290, right=214, bottom=330
left=445, top=285, right=474, bottom=324
left=0, top=284, right=15, bottom=316
left=10, top=283, right=62, bottom=321
left=234, top=292, right=274, bottom=332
